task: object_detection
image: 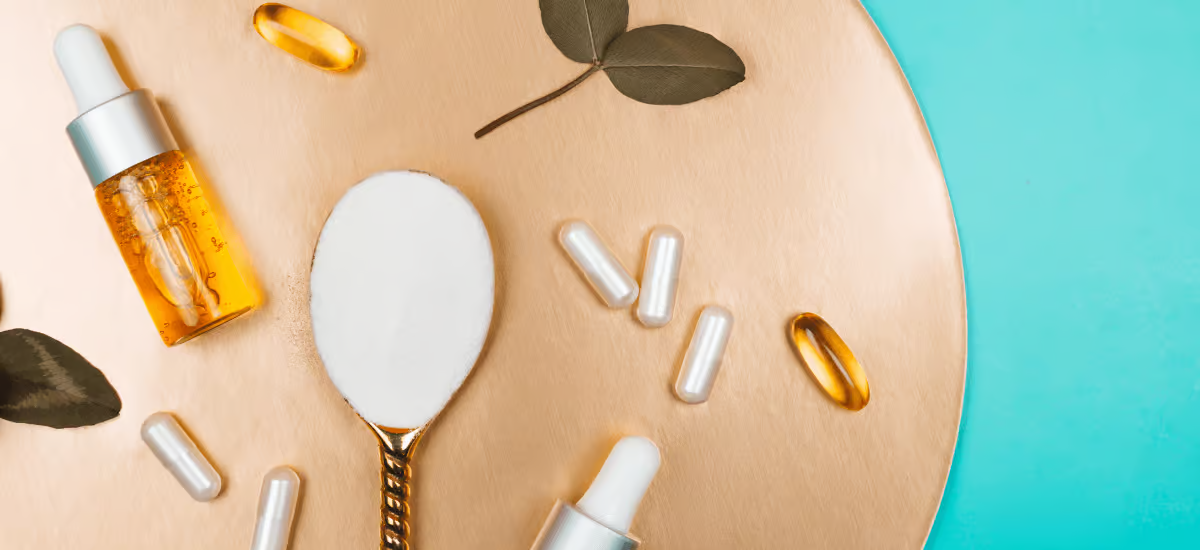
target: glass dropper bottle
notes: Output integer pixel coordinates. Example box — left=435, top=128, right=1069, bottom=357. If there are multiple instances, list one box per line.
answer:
left=55, top=25, right=256, bottom=346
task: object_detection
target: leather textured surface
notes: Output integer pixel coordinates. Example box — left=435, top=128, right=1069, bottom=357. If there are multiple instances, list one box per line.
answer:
left=0, top=0, right=965, bottom=548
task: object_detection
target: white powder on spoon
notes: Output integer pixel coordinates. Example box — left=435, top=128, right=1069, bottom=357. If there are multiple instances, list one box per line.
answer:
left=310, top=171, right=494, bottom=429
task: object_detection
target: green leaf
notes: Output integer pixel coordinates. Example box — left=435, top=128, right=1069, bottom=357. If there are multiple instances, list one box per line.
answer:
left=0, top=329, right=122, bottom=429
left=540, top=0, right=628, bottom=64
left=475, top=13, right=746, bottom=138
left=603, top=24, right=745, bottom=105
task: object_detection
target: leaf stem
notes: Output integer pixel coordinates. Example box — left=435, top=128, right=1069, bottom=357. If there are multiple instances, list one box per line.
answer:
left=475, top=65, right=601, bottom=139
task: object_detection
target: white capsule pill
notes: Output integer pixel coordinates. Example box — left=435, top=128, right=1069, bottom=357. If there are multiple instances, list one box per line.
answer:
left=140, top=412, right=223, bottom=502
left=636, top=226, right=684, bottom=327
left=674, top=306, right=734, bottom=404
left=559, top=220, right=639, bottom=308
left=251, top=466, right=302, bottom=550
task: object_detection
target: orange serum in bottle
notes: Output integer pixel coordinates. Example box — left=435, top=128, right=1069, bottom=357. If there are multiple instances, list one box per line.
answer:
left=55, top=25, right=255, bottom=345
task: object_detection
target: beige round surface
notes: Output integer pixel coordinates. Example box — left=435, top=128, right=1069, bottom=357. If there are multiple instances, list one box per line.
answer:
left=0, top=0, right=965, bottom=548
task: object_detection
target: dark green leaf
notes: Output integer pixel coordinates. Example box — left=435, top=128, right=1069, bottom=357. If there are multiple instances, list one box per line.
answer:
left=475, top=14, right=747, bottom=138
left=540, top=0, right=628, bottom=64
left=603, top=24, right=745, bottom=105
left=0, top=329, right=121, bottom=429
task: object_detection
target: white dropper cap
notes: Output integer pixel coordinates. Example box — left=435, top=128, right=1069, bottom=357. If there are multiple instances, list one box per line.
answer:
left=577, top=436, right=661, bottom=534
left=54, top=24, right=130, bottom=114
left=529, top=436, right=661, bottom=550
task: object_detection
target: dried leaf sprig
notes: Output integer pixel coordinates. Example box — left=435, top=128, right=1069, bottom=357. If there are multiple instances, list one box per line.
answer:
left=475, top=0, right=746, bottom=138
left=0, top=329, right=122, bottom=429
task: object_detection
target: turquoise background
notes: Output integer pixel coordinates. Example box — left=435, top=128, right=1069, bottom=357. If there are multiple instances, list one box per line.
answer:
left=857, top=1, right=1200, bottom=548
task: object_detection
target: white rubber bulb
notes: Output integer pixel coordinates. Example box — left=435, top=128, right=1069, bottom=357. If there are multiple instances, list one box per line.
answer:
left=576, top=436, right=662, bottom=534
left=54, top=25, right=130, bottom=114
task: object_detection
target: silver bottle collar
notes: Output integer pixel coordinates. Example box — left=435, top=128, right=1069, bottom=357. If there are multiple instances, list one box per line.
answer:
left=530, top=501, right=640, bottom=550
left=66, top=89, right=178, bottom=187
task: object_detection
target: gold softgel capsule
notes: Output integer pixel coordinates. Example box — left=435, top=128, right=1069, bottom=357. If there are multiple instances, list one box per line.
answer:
left=254, top=3, right=360, bottom=72
left=789, top=313, right=870, bottom=411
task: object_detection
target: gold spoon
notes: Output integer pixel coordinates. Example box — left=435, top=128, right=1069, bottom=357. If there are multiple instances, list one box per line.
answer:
left=310, top=171, right=495, bottom=549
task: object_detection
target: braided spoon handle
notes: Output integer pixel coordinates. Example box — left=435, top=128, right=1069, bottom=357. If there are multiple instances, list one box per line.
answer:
left=370, top=424, right=423, bottom=550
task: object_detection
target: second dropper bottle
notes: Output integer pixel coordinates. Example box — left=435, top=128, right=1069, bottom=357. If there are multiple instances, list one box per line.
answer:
left=531, top=436, right=661, bottom=550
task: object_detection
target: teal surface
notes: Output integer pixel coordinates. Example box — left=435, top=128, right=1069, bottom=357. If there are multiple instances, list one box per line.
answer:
left=856, top=2, right=1200, bottom=548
